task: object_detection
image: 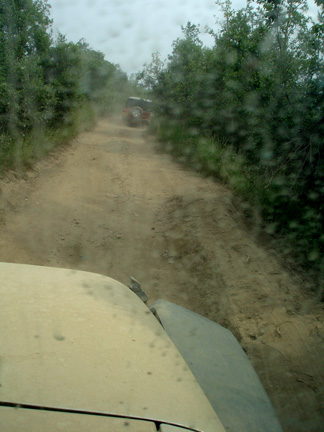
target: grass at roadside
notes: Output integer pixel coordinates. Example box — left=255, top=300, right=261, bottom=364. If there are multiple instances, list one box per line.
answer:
left=0, top=103, right=97, bottom=176
left=152, top=119, right=254, bottom=198
left=150, top=118, right=324, bottom=299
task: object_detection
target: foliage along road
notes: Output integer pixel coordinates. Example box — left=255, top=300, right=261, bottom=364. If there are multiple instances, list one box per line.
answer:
left=0, top=117, right=323, bottom=431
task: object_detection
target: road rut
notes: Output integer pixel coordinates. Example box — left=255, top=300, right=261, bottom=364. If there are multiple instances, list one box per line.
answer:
left=0, top=117, right=323, bottom=431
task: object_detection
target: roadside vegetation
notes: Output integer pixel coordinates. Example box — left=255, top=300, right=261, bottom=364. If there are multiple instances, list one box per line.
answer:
left=137, top=0, right=324, bottom=297
left=1, top=0, right=323, bottom=296
left=0, top=0, right=138, bottom=173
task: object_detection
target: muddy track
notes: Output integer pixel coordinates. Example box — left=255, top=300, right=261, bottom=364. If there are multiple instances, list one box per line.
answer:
left=0, top=117, right=323, bottom=431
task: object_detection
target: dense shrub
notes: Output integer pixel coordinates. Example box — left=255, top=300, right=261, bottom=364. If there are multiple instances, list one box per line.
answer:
left=0, top=0, right=135, bottom=171
left=142, top=0, right=324, bottom=293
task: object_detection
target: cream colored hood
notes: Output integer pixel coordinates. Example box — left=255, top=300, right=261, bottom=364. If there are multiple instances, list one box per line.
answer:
left=0, top=263, right=225, bottom=432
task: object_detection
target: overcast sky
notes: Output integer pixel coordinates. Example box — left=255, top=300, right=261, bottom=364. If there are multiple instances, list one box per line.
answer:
left=47, top=0, right=321, bottom=75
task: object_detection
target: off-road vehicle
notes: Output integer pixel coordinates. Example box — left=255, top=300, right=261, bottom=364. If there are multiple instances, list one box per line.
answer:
left=122, top=97, right=153, bottom=126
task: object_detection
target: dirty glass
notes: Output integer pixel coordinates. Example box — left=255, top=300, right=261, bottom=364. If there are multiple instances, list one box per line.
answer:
left=126, top=97, right=153, bottom=111
left=0, top=1, right=324, bottom=432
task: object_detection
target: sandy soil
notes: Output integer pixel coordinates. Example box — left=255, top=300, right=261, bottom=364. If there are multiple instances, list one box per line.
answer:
left=0, top=117, right=323, bottom=431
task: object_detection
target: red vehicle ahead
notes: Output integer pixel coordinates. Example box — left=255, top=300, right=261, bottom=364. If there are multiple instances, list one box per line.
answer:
left=122, top=96, right=153, bottom=126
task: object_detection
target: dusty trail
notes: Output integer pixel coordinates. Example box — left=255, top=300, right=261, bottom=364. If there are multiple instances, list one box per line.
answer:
left=0, top=117, right=323, bottom=431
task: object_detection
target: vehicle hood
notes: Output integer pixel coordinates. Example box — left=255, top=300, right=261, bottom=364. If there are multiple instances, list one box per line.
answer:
left=0, top=263, right=225, bottom=432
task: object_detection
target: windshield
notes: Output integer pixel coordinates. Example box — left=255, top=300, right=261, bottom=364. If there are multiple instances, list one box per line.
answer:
left=0, top=1, right=323, bottom=432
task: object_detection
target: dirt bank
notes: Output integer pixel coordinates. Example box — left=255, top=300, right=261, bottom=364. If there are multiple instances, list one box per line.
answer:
left=0, top=117, right=323, bottom=431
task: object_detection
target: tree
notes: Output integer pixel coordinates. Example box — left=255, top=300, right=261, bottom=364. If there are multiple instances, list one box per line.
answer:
left=151, top=1, right=324, bottom=281
left=136, top=52, right=164, bottom=90
left=0, top=0, right=135, bottom=171
left=154, top=23, right=210, bottom=127
left=0, top=0, right=53, bottom=135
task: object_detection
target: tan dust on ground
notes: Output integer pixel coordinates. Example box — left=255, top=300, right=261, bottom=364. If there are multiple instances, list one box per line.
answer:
left=0, top=117, right=323, bottom=431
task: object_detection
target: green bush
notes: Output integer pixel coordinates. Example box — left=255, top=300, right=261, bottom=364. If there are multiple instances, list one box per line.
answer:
left=148, top=1, right=324, bottom=295
left=0, top=0, right=137, bottom=172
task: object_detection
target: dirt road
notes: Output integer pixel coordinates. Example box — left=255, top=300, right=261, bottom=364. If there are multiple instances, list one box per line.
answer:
left=1, top=117, right=323, bottom=431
